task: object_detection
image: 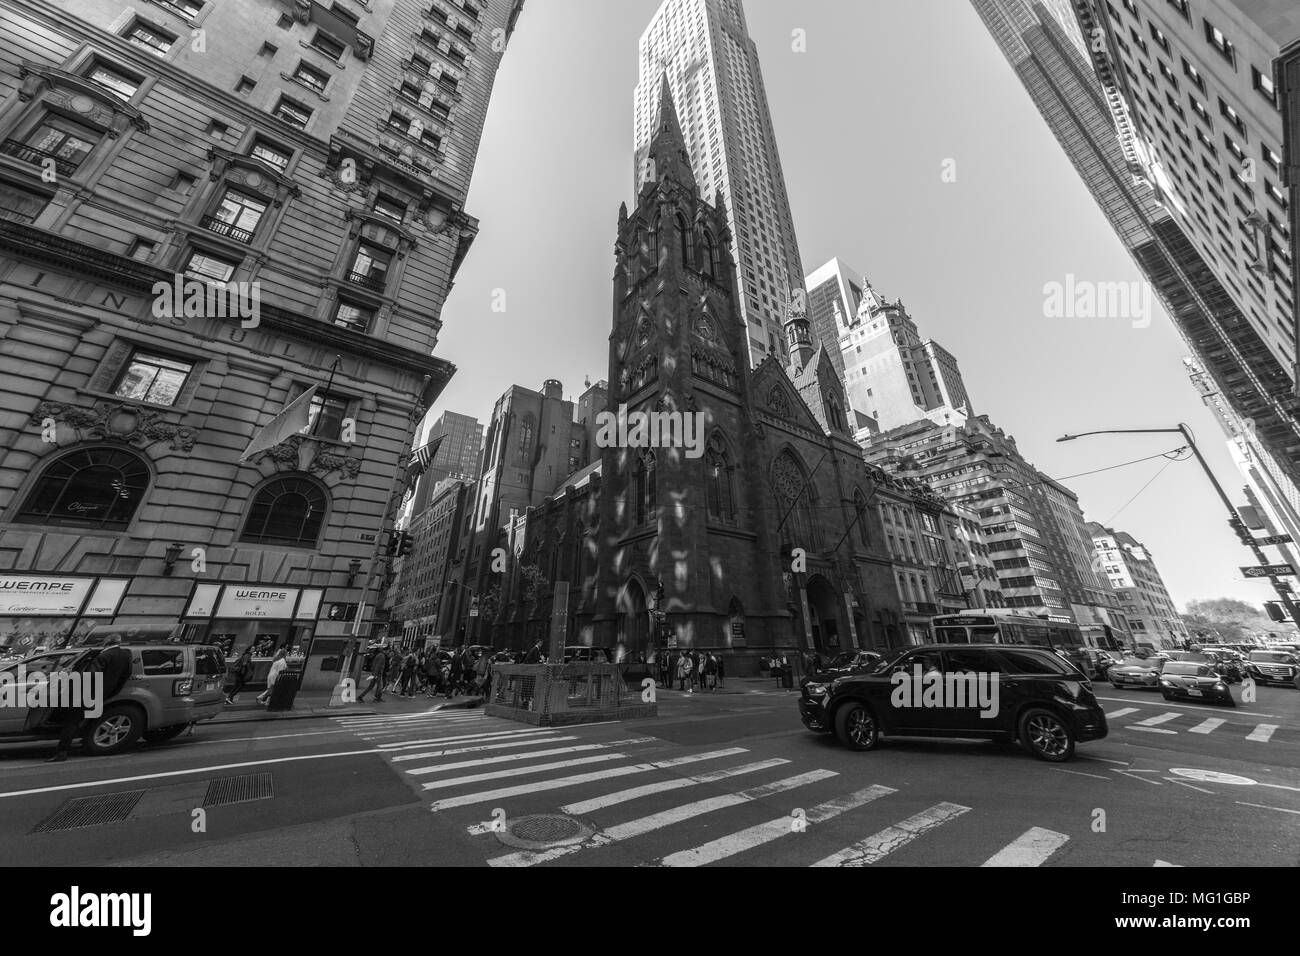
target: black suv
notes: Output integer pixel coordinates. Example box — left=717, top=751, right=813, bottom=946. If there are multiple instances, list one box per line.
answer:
left=798, top=644, right=1107, bottom=762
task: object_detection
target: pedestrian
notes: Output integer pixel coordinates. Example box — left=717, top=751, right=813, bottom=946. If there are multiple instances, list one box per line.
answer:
left=704, top=652, right=718, bottom=691
left=523, top=638, right=545, bottom=664
left=401, top=651, right=418, bottom=698
left=356, top=645, right=388, bottom=702
left=225, top=647, right=254, bottom=704
left=45, top=636, right=134, bottom=762
left=676, top=649, right=693, bottom=693
left=447, top=646, right=465, bottom=698
left=690, top=649, right=701, bottom=690
left=716, top=653, right=725, bottom=689
left=257, top=649, right=288, bottom=705
left=424, top=651, right=442, bottom=698
left=474, top=650, right=491, bottom=696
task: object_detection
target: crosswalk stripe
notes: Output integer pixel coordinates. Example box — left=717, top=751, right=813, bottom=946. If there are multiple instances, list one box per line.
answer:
left=1104, top=707, right=1139, bottom=719
left=1187, top=718, right=1225, bottom=735
left=406, top=739, right=655, bottom=777
left=336, top=712, right=481, bottom=726
left=1247, top=724, right=1278, bottom=742
left=489, top=769, right=837, bottom=867
left=811, top=802, right=971, bottom=867
left=980, top=827, right=1069, bottom=867
left=1153, top=860, right=1182, bottom=867
left=1133, top=712, right=1180, bottom=727
left=427, top=747, right=747, bottom=811
left=378, top=729, right=557, bottom=752
left=392, top=736, right=579, bottom=763
left=560, top=759, right=789, bottom=815
left=658, top=784, right=896, bottom=868
left=350, top=718, right=486, bottom=735
left=421, top=752, right=645, bottom=791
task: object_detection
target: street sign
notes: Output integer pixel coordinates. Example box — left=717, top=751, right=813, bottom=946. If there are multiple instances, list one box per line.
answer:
left=1256, top=534, right=1294, bottom=546
left=1241, top=563, right=1296, bottom=578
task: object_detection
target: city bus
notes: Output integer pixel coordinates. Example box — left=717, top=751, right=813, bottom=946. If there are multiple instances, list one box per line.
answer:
left=930, top=611, right=1087, bottom=651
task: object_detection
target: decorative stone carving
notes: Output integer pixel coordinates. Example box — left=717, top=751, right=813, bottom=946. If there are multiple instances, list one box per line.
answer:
left=251, top=435, right=362, bottom=480
left=30, top=401, right=197, bottom=452
left=771, top=454, right=804, bottom=501
left=766, top=385, right=791, bottom=417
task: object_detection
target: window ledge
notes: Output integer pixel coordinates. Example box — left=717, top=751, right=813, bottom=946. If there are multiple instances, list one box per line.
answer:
left=281, top=72, right=331, bottom=101
left=77, top=387, right=194, bottom=414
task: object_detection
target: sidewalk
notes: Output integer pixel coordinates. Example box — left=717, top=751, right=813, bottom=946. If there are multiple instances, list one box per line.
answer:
left=210, top=689, right=486, bottom=724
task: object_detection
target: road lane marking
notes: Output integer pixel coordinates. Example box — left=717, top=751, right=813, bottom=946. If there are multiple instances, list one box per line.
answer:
left=560, top=758, right=783, bottom=815
left=811, top=802, right=971, bottom=867
left=427, top=748, right=747, bottom=811
left=1133, top=712, right=1181, bottom=727
left=1096, top=697, right=1283, bottom=719
left=1129, top=727, right=1176, bottom=735
left=1163, top=778, right=1215, bottom=793
left=406, top=739, right=654, bottom=777
left=488, top=770, right=837, bottom=867
left=1051, top=768, right=1109, bottom=780
left=1111, top=769, right=1162, bottom=786
left=1246, top=724, right=1278, bottom=743
left=1236, top=801, right=1300, bottom=815
left=1104, top=707, right=1139, bottom=719
left=1153, top=860, right=1182, bottom=867
left=0, top=748, right=382, bottom=799
left=392, top=736, right=579, bottom=763
left=658, top=784, right=897, bottom=868
left=1187, top=718, right=1225, bottom=735
left=980, top=827, right=1069, bottom=867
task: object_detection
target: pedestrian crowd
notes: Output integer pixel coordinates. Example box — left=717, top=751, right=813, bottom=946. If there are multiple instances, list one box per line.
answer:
left=355, top=644, right=496, bottom=703
left=647, top=647, right=724, bottom=694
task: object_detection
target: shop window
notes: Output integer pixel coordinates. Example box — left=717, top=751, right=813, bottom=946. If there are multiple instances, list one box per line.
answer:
left=17, top=446, right=150, bottom=530
left=112, top=349, right=194, bottom=406
left=240, top=476, right=328, bottom=547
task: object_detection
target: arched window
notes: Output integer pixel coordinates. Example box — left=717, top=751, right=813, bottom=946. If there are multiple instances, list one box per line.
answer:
left=853, top=488, right=871, bottom=548
left=647, top=218, right=660, bottom=268
left=825, top=395, right=845, bottom=432
left=240, top=476, right=328, bottom=548
left=772, top=451, right=817, bottom=550
left=635, top=450, right=657, bottom=524
left=517, top=414, right=535, bottom=464
left=699, top=231, right=716, bottom=278
left=676, top=215, right=690, bottom=268
left=705, top=434, right=734, bottom=521
left=18, top=446, right=149, bottom=530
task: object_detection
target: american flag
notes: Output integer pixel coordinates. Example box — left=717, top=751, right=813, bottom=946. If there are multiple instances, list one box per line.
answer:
left=403, top=433, right=446, bottom=496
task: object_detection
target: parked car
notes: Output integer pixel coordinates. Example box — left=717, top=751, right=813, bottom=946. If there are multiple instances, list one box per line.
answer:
left=1109, top=656, right=1168, bottom=689
left=1059, top=647, right=1118, bottom=680
left=1159, top=661, right=1235, bottom=706
left=0, top=643, right=227, bottom=755
left=1244, top=650, right=1300, bottom=687
left=798, top=644, right=1107, bottom=762
left=800, top=650, right=885, bottom=689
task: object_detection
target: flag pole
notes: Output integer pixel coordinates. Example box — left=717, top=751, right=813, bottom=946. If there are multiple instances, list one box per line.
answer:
left=309, top=355, right=342, bottom=439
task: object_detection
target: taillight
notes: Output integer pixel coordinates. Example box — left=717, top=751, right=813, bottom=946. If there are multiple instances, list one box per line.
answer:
left=173, top=678, right=193, bottom=696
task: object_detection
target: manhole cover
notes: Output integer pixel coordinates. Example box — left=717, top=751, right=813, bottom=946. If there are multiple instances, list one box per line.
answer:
left=32, top=790, right=146, bottom=833
left=1168, top=768, right=1256, bottom=786
left=496, top=815, right=592, bottom=850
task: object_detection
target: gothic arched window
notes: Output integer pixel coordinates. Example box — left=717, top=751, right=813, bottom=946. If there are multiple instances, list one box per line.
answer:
left=635, top=449, right=657, bottom=524
left=700, top=231, right=716, bottom=278
left=705, top=434, right=734, bottom=521
left=647, top=218, right=660, bottom=269
left=676, top=214, right=691, bottom=268
left=772, top=451, right=817, bottom=550
left=517, top=414, right=535, bottom=464
left=240, top=476, right=328, bottom=548
left=18, top=446, right=150, bottom=530
left=853, top=488, right=871, bottom=548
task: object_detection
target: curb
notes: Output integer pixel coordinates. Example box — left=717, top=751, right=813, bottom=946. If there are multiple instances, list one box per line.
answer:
left=208, top=706, right=377, bottom=725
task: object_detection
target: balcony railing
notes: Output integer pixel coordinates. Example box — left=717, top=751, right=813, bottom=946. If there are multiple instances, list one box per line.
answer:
left=200, top=215, right=255, bottom=244
left=1, top=139, right=79, bottom=177
left=346, top=269, right=388, bottom=292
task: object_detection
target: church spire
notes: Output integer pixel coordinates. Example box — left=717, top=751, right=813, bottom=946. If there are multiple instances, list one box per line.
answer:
left=645, top=73, right=696, bottom=192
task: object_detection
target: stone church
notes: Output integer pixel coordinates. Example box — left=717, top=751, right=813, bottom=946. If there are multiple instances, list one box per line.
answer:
left=488, top=82, right=903, bottom=666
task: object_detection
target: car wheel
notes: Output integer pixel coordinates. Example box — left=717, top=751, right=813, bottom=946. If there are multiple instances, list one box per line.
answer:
left=833, top=701, right=879, bottom=752
left=81, top=704, right=144, bottom=756
left=1161, top=691, right=1173, bottom=700
left=143, top=724, right=188, bottom=744
left=1111, top=683, right=1123, bottom=690
left=1019, top=707, right=1075, bottom=762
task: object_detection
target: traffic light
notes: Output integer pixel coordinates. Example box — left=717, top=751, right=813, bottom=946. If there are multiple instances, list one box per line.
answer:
left=1228, top=515, right=1254, bottom=546
left=1264, top=601, right=1287, bottom=622
left=398, top=531, right=413, bottom=557
left=385, top=532, right=398, bottom=557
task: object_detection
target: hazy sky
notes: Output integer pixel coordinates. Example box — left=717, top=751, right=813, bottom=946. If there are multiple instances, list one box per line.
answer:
left=426, top=0, right=1280, bottom=612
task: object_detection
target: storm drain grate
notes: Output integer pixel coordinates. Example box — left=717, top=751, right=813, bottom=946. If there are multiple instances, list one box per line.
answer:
left=496, top=814, right=592, bottom=851
left=32, top=790, right=146, bottom=833
left=203, top=772, right=274, bottom=808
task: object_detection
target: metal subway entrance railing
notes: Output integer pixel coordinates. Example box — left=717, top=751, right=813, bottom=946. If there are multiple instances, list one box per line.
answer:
left=485, top=663, right=658, bottom=725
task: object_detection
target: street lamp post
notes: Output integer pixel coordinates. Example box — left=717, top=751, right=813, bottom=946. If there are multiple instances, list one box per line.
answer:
left=1057, top=424, right=1300, bottom=625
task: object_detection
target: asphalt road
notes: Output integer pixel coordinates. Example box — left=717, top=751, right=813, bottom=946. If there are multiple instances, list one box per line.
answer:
left=1, top=680, right=1297, bottom=867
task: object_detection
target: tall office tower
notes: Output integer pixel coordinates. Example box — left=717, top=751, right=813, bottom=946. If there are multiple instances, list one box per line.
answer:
left=423, top=410, right=484, bottom=485
left=633, top=0, right=805, bottom=368
left=0, top=0, right=523, bottom=687
left=1088, top=522, right=1190, bottom=649
left=804, top=257, right=865, bottom=384
left=863, top=416, right=1130, bottom=640
left=838, top=276, right=974, bottom=433
left=972, top=0, right=1300, bottom=520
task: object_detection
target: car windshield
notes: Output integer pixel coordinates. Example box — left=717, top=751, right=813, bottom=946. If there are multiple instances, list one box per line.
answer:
left=1250, top=652, right=1294, bottom=663
left=1163, top=662, right=1211, bottom=676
